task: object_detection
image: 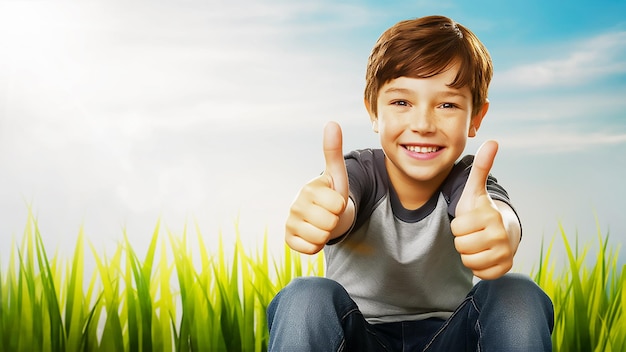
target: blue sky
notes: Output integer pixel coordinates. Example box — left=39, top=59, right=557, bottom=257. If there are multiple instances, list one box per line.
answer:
left=1, top=0, right=625, bottom=271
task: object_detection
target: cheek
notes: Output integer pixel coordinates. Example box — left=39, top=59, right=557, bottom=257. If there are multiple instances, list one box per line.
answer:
left=453, top=126, right=471, bottom=147
left=446, top=117, right=472, bottom=135
left=377, top=115, right=401, bottom=133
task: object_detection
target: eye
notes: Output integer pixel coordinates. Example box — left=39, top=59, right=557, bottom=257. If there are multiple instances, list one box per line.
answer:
left=439, top=102, right=458, bottom=109
left=391, top=100, right=410, bottom=107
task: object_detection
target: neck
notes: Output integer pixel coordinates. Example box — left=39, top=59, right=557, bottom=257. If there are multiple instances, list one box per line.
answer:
left=386, top=161, right=452, bottom=211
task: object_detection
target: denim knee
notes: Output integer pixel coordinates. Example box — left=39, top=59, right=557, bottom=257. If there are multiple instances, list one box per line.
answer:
left=267, top=277, right=355, bottom=351
left=272, top=276, right=346, bottom=306
left=475, top=273, right=553, bottom=312
left=280, top=276, right=345, bottom=299
left=267, top=277, right=352, bottom=328
left=472, top=273, right=554, bottom=349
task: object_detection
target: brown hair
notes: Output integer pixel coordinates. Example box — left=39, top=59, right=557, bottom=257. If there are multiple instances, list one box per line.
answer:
left=364, top=15, right=493, bottom=117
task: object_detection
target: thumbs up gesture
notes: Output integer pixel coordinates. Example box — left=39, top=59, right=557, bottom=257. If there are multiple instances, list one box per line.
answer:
left=451, top=141, right=519, bottom=280
left=285, top=122, right=353, bottom=254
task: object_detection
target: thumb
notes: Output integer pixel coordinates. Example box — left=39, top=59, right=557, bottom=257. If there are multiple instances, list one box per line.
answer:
left=323, top=121, right=349, bottom=201
left=457, top=140, right=498, bottom=214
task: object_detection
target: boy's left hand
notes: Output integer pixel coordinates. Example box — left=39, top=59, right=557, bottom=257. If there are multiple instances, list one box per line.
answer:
left=451, top=141, right=517, bottom=280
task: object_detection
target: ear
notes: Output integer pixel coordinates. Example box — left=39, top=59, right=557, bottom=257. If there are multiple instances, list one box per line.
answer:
left=364, top=98, right=379, bottom=133
left=468, top=100, right=489, bottom=137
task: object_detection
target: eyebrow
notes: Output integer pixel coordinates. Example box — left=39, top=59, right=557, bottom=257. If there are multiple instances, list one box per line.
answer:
left=382, top=87, right=412, bottom=94
left=382, top=87, right=469, bottom=99
left=435, top=90, right=469, bottom=99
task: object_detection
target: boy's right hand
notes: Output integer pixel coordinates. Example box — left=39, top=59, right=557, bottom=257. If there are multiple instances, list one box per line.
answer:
left=285, top=122, right=349, bottom=254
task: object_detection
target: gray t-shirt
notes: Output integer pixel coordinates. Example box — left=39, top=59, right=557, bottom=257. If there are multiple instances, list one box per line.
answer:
left=324, top=149, right=515, bottom=324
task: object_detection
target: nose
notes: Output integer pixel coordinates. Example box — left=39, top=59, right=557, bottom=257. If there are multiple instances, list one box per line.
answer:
left=408, top=109, right=436, bottom=134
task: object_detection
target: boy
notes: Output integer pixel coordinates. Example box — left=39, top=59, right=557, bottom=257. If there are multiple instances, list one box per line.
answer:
left=268, top=15, right=554, bottom=351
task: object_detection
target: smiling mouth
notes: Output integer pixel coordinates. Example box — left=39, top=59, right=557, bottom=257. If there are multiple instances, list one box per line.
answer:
left=404, top=145, right=442, bottom=153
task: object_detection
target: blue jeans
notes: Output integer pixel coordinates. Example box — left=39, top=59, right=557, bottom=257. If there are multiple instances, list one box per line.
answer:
left=267, top=274, right=554, bottom=351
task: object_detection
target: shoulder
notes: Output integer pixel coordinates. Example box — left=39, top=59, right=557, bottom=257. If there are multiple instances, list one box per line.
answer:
left=343, top=148, right=389, bottom=232
left=441, top=155, right=473, bottom=203
left=345, top=148, right=386, bottom=179
left=346, top=148, right=385, bottom=163
left=443, top=154, right=511, bottom=217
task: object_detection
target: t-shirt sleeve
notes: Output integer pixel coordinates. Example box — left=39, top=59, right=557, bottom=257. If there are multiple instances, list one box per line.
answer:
left=327, top=149, right=382, bottom=245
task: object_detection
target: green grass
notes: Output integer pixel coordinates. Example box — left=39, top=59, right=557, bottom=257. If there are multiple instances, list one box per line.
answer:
left=532, top=224, right=625, bottom=351
left=0, top=212, right=623, bottom=351
left=0, top=213, right=322, bottom=351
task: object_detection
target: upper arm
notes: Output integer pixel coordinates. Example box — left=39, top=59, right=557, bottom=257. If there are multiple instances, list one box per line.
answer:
left=327, top=149, right=386, bottom=244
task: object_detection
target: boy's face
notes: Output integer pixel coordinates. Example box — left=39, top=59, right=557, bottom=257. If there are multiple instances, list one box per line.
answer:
left=367, top=63, right=488, bottom=194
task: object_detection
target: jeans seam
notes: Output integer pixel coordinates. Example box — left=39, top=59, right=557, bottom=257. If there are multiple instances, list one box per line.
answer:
left=401, top=322, right=405, bottom=352
left=421, top=297, right=471, bottom=351
left=339, top=307, right=390, bottom=351
left=475, top=320, right=482, bottom=352
left=337, top=338, right=346, bottom=352
left=340, top=307, right=360, bottom=321
left=470, top=295, right=482, bottom=352
left=336, top=308, right=359, bottom=352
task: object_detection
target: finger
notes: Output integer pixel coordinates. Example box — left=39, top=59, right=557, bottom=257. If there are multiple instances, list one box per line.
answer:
left=285, top=233, right=326, bottom=255
left=459, top=250, right=494, bottom=270
left=462, top=140, right=498, bottom=202
left=450, top=207, right=500, bottom=237
left=466, top=258, right=513, bottom=280
left=450, top=213, right=485, bottom=237
left=285, top=215, right=332, bottom=250
left=299, top=178, right=347, bottom=215
left=472, top=264, right=512, bottom=280
left=454, top=231, right=491, bottom=254
left=286, top=216, right=332, bottom=244
left=457, top=245, right=513, bottom=271
left=323, top=121, right=349, bottom=201
left=300, top=204, right=341, bottom=232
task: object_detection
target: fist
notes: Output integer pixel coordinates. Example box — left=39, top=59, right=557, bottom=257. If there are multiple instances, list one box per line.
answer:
left=285, top=122, right=349, bottom=254
left=451, top=141, right=515, bottom=280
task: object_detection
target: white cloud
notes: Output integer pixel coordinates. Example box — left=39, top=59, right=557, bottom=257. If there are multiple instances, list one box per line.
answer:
left=495, top=31, right=626, bottom=88
left=498, top=129, right=626, bottom=154
left=0, top=0, right=369, bottom=128
left=487, top=89, right=626, bottom=123
left=483, top=91, right=626, bottom=154
left=0, top=0, right=375, bottom=261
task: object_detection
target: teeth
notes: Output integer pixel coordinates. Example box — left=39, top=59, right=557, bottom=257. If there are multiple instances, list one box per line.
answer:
left=406, top=145, right=439, bottom=153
